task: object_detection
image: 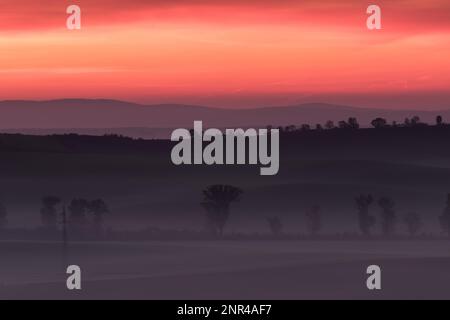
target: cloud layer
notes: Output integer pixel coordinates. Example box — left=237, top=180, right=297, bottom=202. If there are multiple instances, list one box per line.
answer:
left=1, top=0, right=449, bottom=33
left=0, top=1, right=449, bottom=108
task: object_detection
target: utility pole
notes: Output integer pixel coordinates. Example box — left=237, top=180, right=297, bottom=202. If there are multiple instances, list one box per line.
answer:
left=61, top=205, right=68, bottom=270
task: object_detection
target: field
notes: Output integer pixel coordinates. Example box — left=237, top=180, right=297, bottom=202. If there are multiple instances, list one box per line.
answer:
left=1, top=127, right=450, bottom=299
left=2, top=126, right=450, bottom=233
left=1, top=240, right=449, bottom=299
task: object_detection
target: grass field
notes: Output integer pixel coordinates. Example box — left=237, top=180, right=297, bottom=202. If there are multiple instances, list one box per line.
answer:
left=1, top=240, right=449, bottom=299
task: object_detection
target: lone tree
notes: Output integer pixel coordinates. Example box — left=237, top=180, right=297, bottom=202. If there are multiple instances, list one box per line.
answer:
left=325, top=120, right=335, bottom=129
left=305, top=205, right=322, bottom=236
left=267, top=216, right=283, bottom=236
left=403, top=212, right=422, bottom=237
left=439, top=194, right=450, bottom=237
left=68, top=198, right=89, bottom=230
left=436, top=115, right=444, bottom=126
left=88, top=199, right=109, bottom=236
left=378, top=197, right=396, bottom=236
left=411, top=116, right=420, bottom=126
left=40, top=196, right=61, bottom=229
left=0, top=201, right=7, bottom=229
left=404, top=117, right=411, bottom=127
left=201, top=185, right=242, bottom=236
left=348, top=117, right=359, bottom=129
left=338, top=120, right=349, bottom=129
left=355, top=194, right=375, bottom=236
left=284, top=125, right=296, bottom=132
left=300, top=124, right=311, bottom=131
left=371, top=117, right=387, bottom=128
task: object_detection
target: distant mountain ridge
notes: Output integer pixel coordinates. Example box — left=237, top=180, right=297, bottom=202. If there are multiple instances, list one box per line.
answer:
left=0, top=99, right=449, bottom=138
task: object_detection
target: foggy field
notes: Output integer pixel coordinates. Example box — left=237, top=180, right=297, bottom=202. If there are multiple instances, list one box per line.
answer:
left=1, top=240, right=449, bottom=299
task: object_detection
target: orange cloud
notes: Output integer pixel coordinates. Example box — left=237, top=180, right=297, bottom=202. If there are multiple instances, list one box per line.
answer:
left=0, top=1, right=449, bottom=108
left=1, top=0, right=449, bottom=32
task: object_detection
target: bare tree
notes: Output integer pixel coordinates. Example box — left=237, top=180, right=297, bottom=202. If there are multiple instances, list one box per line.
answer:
left=355, top=194, right=375, bottom=236
left=201, top=185, right=242, bottom=236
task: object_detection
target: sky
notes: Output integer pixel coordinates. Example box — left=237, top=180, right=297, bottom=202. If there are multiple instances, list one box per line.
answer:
left=0, top=0, right=449, bottom=109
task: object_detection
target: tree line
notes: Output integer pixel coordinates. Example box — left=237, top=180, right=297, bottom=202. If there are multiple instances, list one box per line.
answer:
left=201, top=185, right=450, bottom=238
left=0, top=196, right=109, bottom=237
left=1, top=187, right=449, bottom=239
left=273, top=115, right=445, bottom=133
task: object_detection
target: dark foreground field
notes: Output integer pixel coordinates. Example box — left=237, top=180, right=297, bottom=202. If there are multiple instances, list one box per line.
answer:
left=1, top=125, right=450, bottom=299
left=1, top=240, right=449, bottom=299
left=2, top=125, right=450, bottom=233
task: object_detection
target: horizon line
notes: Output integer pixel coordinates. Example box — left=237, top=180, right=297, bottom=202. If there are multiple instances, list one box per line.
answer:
left=1, top=98, right=449, bottom=112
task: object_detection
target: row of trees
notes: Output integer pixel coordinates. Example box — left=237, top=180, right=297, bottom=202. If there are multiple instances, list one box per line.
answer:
left=0, top=197, right=109, bottom=235
left=276, top=115, right=445, bottom=133
left=41, top=196, right=109, bottom=234
left=200, top=185, right=450, bottom=238
left=355, top=193, right=450, bottom=237
left=1, top=185, right=449, bottom=238
left=355, top=195, right=419, bottom=236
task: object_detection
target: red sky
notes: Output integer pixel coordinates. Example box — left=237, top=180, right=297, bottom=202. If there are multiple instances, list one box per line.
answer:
left=0, top=0, right=449, bottom=109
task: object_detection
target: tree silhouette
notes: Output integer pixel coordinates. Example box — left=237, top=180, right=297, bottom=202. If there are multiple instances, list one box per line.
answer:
left=325, top=120, right=335, bottom=129
left=267, top=216, right=283, bottom=236
left=300, top=124, right=311, bottom=131
left=40, top=196, right=61, bottom=229
left=404, top=117, right=411, bottom=127
left=355, top=194, right=375, bottom=236
left=348, top=117, right=359, bottom=129
left=338, top=120, right=349, bottom=129
left=436, top=115, right=443, bottom=126
left=201, top=185, right=242, bottom=236
left=378, top=197, right=396, bottom=236
left=88, top=199, right=109, bottom=236
left=371, top=118, right=387, bottom=128
left=305, top=205, right=322, bottom=236
left=68, top=198, right=89, bottom=229
left=439, top=194, right=450, bottom=237
left=411, top=116, right=420, bottom=126
left=284, top=125, right=296, bottom=132
left=403, top=212, right=421, bottom=237
left=0, top=201, right=7, bottom=229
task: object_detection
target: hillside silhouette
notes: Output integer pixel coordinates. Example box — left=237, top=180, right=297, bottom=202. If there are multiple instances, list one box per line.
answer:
left=1, top=118, right=450, bottom=235
left=1, top=99, right=450, bottom=132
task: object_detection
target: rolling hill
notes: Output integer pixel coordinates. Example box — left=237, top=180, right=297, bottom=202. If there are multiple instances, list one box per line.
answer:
left=0, top=99, right=449, bottom=139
